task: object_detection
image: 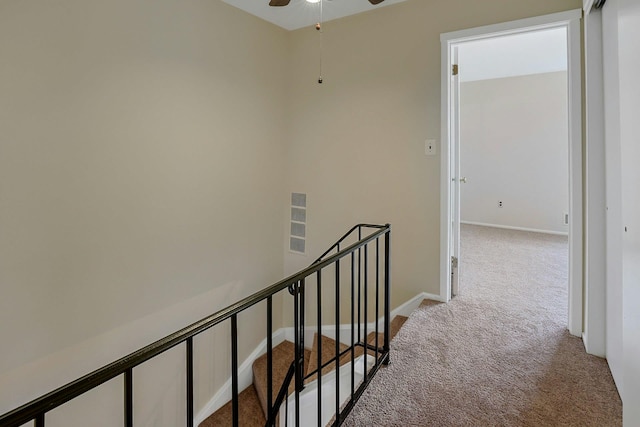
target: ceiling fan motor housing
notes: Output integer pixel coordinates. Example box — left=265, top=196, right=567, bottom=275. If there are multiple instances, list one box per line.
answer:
left=269, top=0, right=386, bottom=6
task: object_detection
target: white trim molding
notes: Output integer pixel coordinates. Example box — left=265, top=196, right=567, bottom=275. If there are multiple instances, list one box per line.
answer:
left=440, top=9, right=582, bottom=43
left=461, top=221, right=569, bottom=237
left=583, top=0, right=595, bottom=14
left=283, top=291, right=444, bottom=347
left=582, top=7, right=607, bottom=357
left=566, top=9, right=584, bottom=339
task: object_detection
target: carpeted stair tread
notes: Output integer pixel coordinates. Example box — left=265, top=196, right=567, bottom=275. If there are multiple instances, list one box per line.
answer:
left=306, top=315, right=409, bottom=381
left=199, top=385, right=265, bottom=427
left=392, top=314, right=408, bottom=331
left=388, top=315, right=409, bottom=340
left=419, top=299, right=441, bottom=308
left=305, top=334, right=349, bottom=380
left=352, top=315, right=409, bottom=358
left=252, top=340, right=310, bottom=419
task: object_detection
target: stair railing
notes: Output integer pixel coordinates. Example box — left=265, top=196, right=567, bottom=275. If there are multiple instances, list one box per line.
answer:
left=270, top=224, right=392, bottom=426
left=0, top=223, right=391, bottom=427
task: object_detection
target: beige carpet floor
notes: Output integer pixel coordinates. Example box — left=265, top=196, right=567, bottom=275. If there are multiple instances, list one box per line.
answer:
left=343, top=224, right=622, bottom=426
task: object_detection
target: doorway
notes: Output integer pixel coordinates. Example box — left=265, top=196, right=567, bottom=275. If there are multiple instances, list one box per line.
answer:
left=439, top=10, right=583, bottom=336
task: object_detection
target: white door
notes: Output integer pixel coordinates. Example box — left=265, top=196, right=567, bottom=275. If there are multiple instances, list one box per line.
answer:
left=450, top=46, right=462, bottom=299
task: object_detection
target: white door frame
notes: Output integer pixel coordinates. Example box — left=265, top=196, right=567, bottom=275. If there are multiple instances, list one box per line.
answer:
left=450, top=45, right=461, bottom=299
left=582, top=3, right=607, bottom=356
left=439, top=9, right=584, bottom=337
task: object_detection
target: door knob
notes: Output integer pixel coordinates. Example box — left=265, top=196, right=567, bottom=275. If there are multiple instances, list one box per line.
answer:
left=460, top=177, right=467, bottom=184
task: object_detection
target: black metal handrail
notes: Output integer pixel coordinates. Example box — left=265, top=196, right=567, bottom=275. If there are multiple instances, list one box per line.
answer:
left=313, top=224, right=388, bottom=264
left=0, top=223, right=391, bottom=427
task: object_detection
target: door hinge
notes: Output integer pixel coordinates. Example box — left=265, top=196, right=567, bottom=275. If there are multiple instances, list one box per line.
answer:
left=451, top=256, right=458, bottom=269
left=452, top=64, right=459, bottom=76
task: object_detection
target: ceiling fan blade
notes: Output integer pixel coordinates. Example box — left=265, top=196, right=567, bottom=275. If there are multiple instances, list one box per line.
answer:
left=269, top=0, right=291, bottom=6
left=369, top=0, right=385, bottom=4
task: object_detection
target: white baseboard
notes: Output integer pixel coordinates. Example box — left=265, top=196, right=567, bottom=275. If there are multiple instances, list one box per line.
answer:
left=194, top=329, right=285, bottom=426
left=194, top=291, right=445, bottom=424
left=399, top=292, right=446, bottom=311
left=581, top=332, right=589, bottom=353
left=283, top=291, right=444, bottom=347
left=461, top=221, right=569, bottom=236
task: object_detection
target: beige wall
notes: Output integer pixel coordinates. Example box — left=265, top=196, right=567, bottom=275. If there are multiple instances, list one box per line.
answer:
left=460, top=72, right=570, bottom=234
left=284, top=0, right=582, bottom=321
left=0, top=0, right=287, bottom=423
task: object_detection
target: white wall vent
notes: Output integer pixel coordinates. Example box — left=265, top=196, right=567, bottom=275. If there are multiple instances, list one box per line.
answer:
left=290, top=193, right=307, bottom=254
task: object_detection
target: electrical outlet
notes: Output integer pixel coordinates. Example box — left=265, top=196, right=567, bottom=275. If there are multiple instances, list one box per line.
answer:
left=498, top=201, right=503, bottom=208
left=425, top=139, right=437, bottom=156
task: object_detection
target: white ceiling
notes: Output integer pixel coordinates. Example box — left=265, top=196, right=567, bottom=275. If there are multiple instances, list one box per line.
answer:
left=458, top=28, right=568, bottom=82
left=222, top=0, right=410, bottom=31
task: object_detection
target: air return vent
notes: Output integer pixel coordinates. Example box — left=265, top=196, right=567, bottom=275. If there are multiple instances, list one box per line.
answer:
left=290, top=193, right=307, bottom=254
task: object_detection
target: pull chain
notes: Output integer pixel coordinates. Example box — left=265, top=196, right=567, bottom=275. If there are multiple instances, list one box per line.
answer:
left=316, top=0, right=323, bottom=84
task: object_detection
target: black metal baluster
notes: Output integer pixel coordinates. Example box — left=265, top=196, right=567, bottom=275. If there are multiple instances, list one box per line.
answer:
left=350, top=251, right=355, bottom=400
left=267, top=297, right=273, bottom=426
left=293, top=282, right=300, bottom=427
left=384, top=227, right=391, bottom=364
left=316, top=270, right=322, bottom=427
left=335, top=259, right=340, bottom=423
left=231, top=315, right=239, bottom=427
left=124, top=368, right=133, bottom=427
left=35, top=414, right=44, bottom=427
left=187, top=337, right=194, bottom=427
left=357, top=227, right=362, bottom=344
left=364, top=242, right=369, bottom=381
left=300, top=279, right=306, bottom=391
left=375, top=237, right=380, bottom=365
left=284, top=394, right=289, bottom=427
